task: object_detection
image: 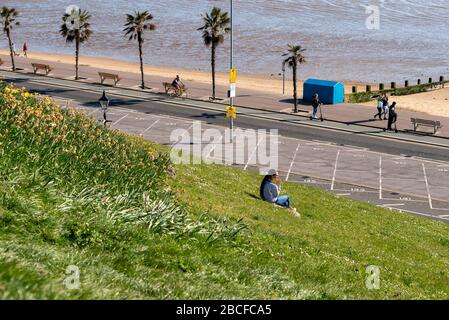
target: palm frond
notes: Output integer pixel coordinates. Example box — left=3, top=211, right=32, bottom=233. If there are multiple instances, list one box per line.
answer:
left=283, top=44, right=307, bottom=68
left=60, top=8, right=92, bottom=44
left=198, top=7, right=230, bottom=48
left=123, top=11, right=156, bottom=42
left=1, top=6, right=19, bottom=33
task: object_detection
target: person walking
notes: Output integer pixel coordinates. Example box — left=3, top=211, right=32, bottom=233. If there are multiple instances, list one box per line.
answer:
left=12, top=43, right=19, bottom=56
left=387, top=102, right=398, bottom=132
left=311, top=94, right=321, bottom=120
left=374, top=95, right=383, bottom=120
left=382, top=93, right=389, bottom=120
left=22, top=42, right=28, bottom=58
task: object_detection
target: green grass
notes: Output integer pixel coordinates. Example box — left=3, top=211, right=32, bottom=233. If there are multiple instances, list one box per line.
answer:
left=1, top=82, right=449, bottom=299
left=346, top=84, right=433, bottom=103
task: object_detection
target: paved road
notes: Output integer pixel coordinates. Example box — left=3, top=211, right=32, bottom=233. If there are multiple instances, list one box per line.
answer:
left=2, top=71, right=449, bottom=222
left=2, top=71, right=449, bottom=161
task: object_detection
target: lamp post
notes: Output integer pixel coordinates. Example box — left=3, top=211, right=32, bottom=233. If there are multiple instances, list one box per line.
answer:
left=99, top=90, right=110, bottom=127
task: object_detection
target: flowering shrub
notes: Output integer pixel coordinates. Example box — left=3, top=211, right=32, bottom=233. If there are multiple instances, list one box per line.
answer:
left=0, top=82, right=170, bottom=197
left=0, top=82, right=246, bottom=240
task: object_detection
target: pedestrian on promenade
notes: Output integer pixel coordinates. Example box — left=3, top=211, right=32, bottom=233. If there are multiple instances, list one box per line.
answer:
left=311, top=94, right=321, bottom=120
left=260, top=169, right=299, bottom=217
left=387, top=102, right=398, bottom=132
left=374, top=95, right=383, bottom=120
left=382, top=93, right=389, bottom=120
left=22, top=42, right=28, bottom=58
left=12, top=43, right=19, bottom=56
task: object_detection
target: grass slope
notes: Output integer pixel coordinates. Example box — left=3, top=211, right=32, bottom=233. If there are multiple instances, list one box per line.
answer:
left=1, top=83, right=449, bottom=299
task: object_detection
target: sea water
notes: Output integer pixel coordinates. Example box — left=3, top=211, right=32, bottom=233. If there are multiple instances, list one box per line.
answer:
left=2, top=0, right=449, bottom=83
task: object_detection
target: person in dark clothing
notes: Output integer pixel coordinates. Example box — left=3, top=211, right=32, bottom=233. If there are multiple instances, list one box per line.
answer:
left=311, top=94, right=321, bottom=120
left=382, top=93, right=389, bottom=120
left=259, top=170, right=299, bottom=217
left=387, top=102, right=398, bottom=132
left=260, top=174, right=272, bottom=201
left=171, top=75, right=184, bottom=95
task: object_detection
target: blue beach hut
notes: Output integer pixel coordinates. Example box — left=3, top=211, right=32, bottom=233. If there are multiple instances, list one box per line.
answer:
left=303, top=79, right=345, bottom=104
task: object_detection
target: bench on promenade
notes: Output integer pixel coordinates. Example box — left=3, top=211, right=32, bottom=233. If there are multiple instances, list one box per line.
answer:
left=31, top=63, right=52, bottom=75
left=163, top=82, right=188, bottom=97
left=98, top=72, right=122, bottom=86
left=411, top=118, right=442, bottom=134
left=0, top=58, right=4, bottom=66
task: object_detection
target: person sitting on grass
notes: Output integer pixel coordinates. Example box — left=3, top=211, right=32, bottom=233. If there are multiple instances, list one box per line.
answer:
left=260, top=169, right=299, bottom=216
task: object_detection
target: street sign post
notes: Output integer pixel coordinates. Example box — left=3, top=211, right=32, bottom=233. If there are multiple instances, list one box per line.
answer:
left=226, top=106, right=237, bottom=119
left=229, top=66, right=236, bottom=142
left=229, top=0, right=235, bottom=143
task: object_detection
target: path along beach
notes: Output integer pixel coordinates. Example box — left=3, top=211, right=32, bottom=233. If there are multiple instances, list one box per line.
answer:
left=1, top=49, right=449, bottom=119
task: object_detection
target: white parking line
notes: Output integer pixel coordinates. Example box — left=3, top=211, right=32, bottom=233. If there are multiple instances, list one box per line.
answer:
left=111, top=114, right=129, bottom=127
left=286, top=143, right=301, bottom=182
left=140, top=119, right=160, bottom=136
left=422, top=163, right=434, bottom=210
left=244, top=136, right=265, bottom=171
left=330, top=150, right=341, bottom=191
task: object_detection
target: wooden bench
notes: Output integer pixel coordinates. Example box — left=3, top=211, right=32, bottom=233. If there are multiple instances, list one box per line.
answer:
left=163, top=82, right=188, bottom=97
left=98, top=72, right=122, bottom=86
left=31, top=63, right=52, bottom=75
left=411, top=118, right=442, bottom=134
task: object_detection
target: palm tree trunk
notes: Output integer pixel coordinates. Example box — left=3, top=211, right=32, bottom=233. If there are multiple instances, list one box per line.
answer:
left=211, top=43, right=216, bottom=100
left=293, top=62, right=298, bottom=113
left=75, top=34, right=80, bottom=80
left=138, top=33, right=145, bottom=89
left=7, top=30, right=15, bottom=71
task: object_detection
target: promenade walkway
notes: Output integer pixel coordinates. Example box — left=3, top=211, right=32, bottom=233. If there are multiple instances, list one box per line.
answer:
left=2, top=53, right=449, bottom=139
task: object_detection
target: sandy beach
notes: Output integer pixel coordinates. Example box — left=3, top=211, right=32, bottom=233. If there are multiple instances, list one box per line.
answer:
left=361, top=88, right=449, bottom=118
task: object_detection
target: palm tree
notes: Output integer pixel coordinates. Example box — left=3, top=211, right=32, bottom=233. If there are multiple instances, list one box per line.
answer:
left=124, top=11, right=155, bottom=89
left=283, top=44, right=306, bottom=113
left=1, top=7, right=20, bottom=71
left=198, top=7, right=230, bottom=100
left=60, top=8, right=92, bottom=80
